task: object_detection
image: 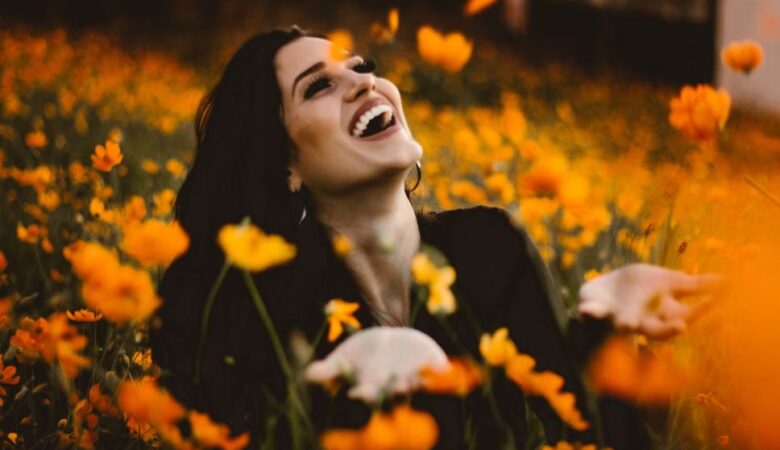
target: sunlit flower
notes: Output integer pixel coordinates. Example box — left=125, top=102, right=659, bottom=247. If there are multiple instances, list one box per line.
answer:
left=117, top=377, right=187, bottom=448
left=89, top=384, right=118, bottom=416
left=132, top=348, right=154, bottom=371
left=321, top=404, right=439, bottom=450
left=188, top=410, right=250, bottom=450
left=10, top=314, right=91, bottom=378
left=122, top=219, right=189, bottom=267
left=17, top=223, right=46, bottom=244
left=66, top=309, right=103, bottom=323
left=417, top=26, right=473, bottom=73
left=25, top=130, right=48, bottom=149
left=325, top=299, right=362, bottom=342
left=479, top=327, right=518, bottom=366
left=217, top=221, right=296, bottom=272
left=91, top=139, right=123, bottom=172
left=81, top=264, right=161, bottom=324
left=722, top=40, right=763, bottom=74
left=121, top=196, right=147, bottom=228
left=506, top=353, right=589, bottom=431
left=669, top=84, right=731, bottom=142
left=0, top=359, right=21, bottom=406
left=419, top=357, right=484, bottom=396
left=464, top=0, right=497, bottom=16
left=587, top=337, right=687, bottom=405
left=371, top=8, right=400, bottom=43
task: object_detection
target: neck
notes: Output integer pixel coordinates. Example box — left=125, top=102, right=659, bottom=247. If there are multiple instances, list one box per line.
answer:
left=312, top=177, right=420, bottom=326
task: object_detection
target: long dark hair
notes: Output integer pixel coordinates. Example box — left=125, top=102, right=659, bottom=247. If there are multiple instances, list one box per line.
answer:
left=151, top=26, right=325, bottom=431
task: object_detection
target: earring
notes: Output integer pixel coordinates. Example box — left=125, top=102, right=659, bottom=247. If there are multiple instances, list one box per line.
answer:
left=298, top=206, right=307, bottom=225
left=407, top=160, right=422, bottom=192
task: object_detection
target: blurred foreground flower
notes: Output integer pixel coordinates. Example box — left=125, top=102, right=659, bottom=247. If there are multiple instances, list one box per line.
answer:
left=479, top=327, right=518, bottom=366
left=587, top=337, right=688, bottom=405
left=10, top=313, right=91, bottom=378
left=328, top=29, right=354, bottom=62
left=217, top=221, right=296, bottom=272
left=669, top=84, right=731, bottom=143
left=321, top=404, right=438, bottom=450
left=370, top=8, right=400, bottom=43
left=188, top=410, right=250, bottom=450
left=122, top=219, right=190, bottom=267
left=306, top=327, right=448, bottom=402
left=464, top=0, right=497, bottom=16
left=324, top=299, right=362, bottom=342
left=419, top=357, right=484, bottom=396
left=91, top=139, right=124, bottom=172
left=722, top=40, right=764, bottom=74
left=417, top=26, right=473, bottom=73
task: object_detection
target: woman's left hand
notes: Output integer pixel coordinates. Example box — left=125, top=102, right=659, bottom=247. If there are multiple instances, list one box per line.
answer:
left=578, top=263, right=721, bottom=339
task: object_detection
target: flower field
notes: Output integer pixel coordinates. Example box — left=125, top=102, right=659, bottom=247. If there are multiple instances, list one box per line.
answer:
left=1, top=4, right=780, bottom=448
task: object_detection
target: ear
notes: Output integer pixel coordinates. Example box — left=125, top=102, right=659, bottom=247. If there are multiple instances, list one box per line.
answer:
left=287, top=165, right=303, bottom=193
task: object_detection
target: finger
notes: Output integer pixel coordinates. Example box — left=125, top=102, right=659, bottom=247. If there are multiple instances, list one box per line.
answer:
left=305, top=356, right=349, bottom=383
left=669, top=273, right=722, bottom=297
left=658, top=295, right=691, bottom=321
left=640, top=315, right=686, bottom=340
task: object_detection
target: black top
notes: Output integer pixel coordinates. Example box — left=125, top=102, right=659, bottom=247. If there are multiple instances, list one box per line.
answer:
left=152, top=206, right=649, bottom=449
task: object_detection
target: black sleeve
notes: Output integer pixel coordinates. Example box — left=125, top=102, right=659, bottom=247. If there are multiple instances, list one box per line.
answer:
left=479, top=207, right=650, bottom=449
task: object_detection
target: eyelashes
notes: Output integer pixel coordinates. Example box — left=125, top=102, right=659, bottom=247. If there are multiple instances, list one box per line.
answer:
left=302, top=58, right=378, bottom=100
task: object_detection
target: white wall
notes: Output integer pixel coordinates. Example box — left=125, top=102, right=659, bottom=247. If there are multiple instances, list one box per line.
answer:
left=717, top=0, right=780, bottom=114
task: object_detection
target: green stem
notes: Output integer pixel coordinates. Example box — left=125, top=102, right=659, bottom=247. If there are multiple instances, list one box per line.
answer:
left=409, top=285, right=426, bottom=326
left=242, top=270, right=293, bottom=379
left=194, top=260, right=230, bottom=386
left=483, top=376, right=517, bottom=450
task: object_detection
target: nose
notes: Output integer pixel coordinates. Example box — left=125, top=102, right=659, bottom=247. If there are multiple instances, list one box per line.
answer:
left=344, top=70, right=376, bottom=102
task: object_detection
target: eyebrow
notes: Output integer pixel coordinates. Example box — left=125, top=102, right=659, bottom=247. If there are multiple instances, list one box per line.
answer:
left=292, top=61, right=325, bottom=97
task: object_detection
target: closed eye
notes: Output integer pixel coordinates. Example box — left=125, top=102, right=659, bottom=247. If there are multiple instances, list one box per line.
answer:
left=302, top=58, right=377, bottom=100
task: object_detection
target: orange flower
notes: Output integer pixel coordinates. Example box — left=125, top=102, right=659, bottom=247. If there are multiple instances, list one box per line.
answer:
left=132, top=348, right=154, bottom=371
left=542, top=443, right=602, bottom=450
left=370, top=8, right=400, bottom=43
left=117, top=377, right=187, bottom=448
left=419, top=357, right=485, bottom=396
left=25, top=130, right=48, bottom=149
left=188, top=410, right=250, bottom=450
left=327, top=29, right=354, bottom=62
left=332, top=234, right=353, bottom=256
left=10, top=313, right=91, bottom=378
left=165, top=158, right=186, bottom=177
left=587, top=337, right=687, bottom=405
left=506, top=353, right=589, bottom=431
left=479, top=327, right=518, bottom=366
left=17, top=223, right=46, bottom=244
left=122, top=219, right=190, bottom=267
left=80, top=264, right=161, bottom=324
left=0, top=250, right=6, bottom=272
left=141, top=159, right=160, bottom=174
left=0, top=358, right=21, bottom=406
left=464, top=0, right=497, bottom=16
left=669, top=84, right=731, bottom=142
left=67, top=309, right=103, bottom=322
left=325, top=299, right=362, bottom=342
left=722, top=40, right=763, bottom=74
left=153, top=188, right=176, bottom=216
left=121, top=195, right=147, bottom=228
left=69, top=161, right=88, bottom=184
left=88, top=384, right=118, bottom=416
left=321, top=404, right=439, bottom=450
left=717, top=434, right=730, bottom=448
left=91, top=139, right=123, bottom=172
left=0, top=299, right=12, bottom=329
left=417, top=26, right=473, bottom=73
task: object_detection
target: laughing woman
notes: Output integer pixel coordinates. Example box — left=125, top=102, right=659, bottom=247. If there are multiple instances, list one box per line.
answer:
left=151, top=26, right=714, bottom=450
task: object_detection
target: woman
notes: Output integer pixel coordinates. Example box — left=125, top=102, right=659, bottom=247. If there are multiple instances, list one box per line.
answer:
left=151, top=26, right=713, bottom=449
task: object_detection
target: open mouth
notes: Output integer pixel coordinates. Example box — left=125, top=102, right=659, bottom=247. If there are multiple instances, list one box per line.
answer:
left=351, top=103, right=398, bottom=139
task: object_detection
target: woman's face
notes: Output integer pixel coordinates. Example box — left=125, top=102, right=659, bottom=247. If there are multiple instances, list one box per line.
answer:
left=275, top=37, right=422, bottom=195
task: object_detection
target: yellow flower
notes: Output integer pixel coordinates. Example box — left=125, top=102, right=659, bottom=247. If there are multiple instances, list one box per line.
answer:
left=121, top=219, right=190, bottom=267
left=412, top=253, right=457, bottom=315
left=132, top=348, right=153, bottom=371
left=91, top=139, right=123, bottom=172
left=722, top=40, right=763, bottom=74
left=217, top=221, right=296, bottom=272
left=417, top=26, right=473, bottom=73
left=325, top=299, right=362, bottom=342
left=479, top=327, right=518, bottom=366
left=669, top=84, right=731, bottom=142
left=464, top=0, right=497, bottom=16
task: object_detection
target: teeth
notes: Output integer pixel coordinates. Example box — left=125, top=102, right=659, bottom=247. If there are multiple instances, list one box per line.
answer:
left=352, top=104, right=394, bottom=137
